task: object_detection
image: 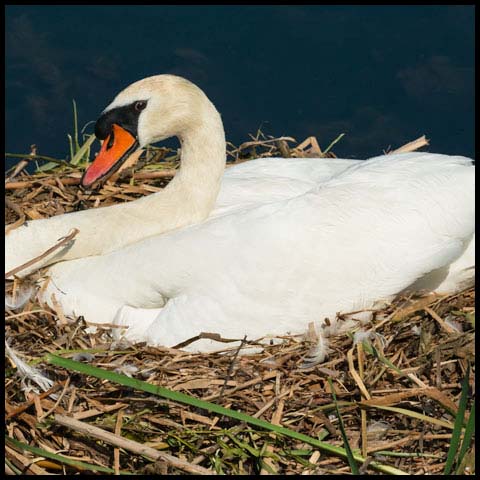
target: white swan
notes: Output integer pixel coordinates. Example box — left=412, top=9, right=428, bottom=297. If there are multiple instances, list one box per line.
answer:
left=6, top=75, right=227, bottom=276
left=6, top=75, right=360, bottom=277
left=6, top=75, right=475, bottom=361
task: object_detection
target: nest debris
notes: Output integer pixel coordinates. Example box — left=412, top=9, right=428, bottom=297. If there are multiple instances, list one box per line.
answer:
left=5, top=133, right=474, bottom=475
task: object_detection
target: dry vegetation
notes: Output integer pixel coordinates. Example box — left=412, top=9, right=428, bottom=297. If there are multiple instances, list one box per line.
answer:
left=5, top=133, right=475, bottom=475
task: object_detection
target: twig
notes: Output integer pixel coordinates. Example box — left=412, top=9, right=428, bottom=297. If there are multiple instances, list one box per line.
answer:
left=295, top=136, right=322, bottom=155
left=218, top=335, right=247, bottom=400
left=202, top=371, right=278, bottom=402
left=172, top=332, right=246, bottom=350
left=5, top=145, right=37, bottom=183
left=5, top=215, right=26, bottom=234
left=424, top=306, right=457, bottom=334
left=5, top=170, right=177, bottom=190
left=358, top=342, right=368, bottom=459
left=54, top=414, right=215, bottom=475
left=6, top=177, right=81, bottom=189
left=5, top=198, right=26, bottom=234
left=236, top=136, right=296, bottom=151
left=347, top=347, right=371, bottom=400
left=260, top=391, right=284, bottom=474
left=275, top=139, right=291, bottom=158
left=127, top=170, right=176, bottom=180
left=390, top=135, right=429, bottom=154
left=38, top=377, right=71, bottom=421
left=113, top=408, right=124, bottom=475
left=5, top=380, right=67, bottom=420
left=5, top=228, right=80, bottom=279
left=5, top=152, right=69, bottom=166
left=5, top=445, right=49, bottom=475
left=5, top=197, right=25, bottom=218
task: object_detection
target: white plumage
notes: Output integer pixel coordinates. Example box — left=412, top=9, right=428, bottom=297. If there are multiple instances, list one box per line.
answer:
left=5, top=75, right=475, bottom=362
left=42, top=152, right=474, bottom=358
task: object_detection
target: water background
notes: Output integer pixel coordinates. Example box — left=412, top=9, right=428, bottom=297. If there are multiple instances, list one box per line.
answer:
left=5, top=5, right=475, bottom=169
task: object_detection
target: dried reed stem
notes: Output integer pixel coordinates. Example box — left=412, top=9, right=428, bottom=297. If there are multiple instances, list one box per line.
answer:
left=54, top=414, right=215, bottom=475
left=5, top=228, right=79, bottom=279
left=390, top=135, right=429, bottom=154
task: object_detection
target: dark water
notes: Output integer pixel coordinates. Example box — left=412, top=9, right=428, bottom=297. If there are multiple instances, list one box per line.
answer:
left=5, top=5, right=475, bottom=169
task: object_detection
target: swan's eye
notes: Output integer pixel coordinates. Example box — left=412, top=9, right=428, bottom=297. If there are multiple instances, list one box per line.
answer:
left=134, top=101, right=147, bottom=112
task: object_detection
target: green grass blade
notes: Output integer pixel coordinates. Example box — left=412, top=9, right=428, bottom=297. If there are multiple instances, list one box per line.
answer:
left=258, top=458, right=277, bottom=474
left=362, top=341, right=404, bottom=375
left=225, top=431, right=261, bottom=457
left=328, top=377, right=359, bottom=474
left=444, top=364, right=470, bottom=475
left=67, top=133, right=74, bottom=162
left=374, top=450, right=442, bottom=459
left=455, top=402, right=475, bottom=474
left=5, top=457, right=22, bottom=475
left=70, top=134, right=96, bottom=166
left=366, top=404, right=454, bottom=430
left=47, top=354, right=407, bottom=475
left=36, top=162, right=61, bottom=172
left=5, top=435, right=131, bottom=474
left=72, top=99, right=80, bottom=153
left=323, top=133, right=345, bottom=155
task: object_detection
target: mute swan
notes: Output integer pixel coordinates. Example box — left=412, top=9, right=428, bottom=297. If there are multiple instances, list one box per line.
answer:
left=5, top=75, right=475, bottom=362
left=6, top=75, right=226, bottom=276
left=6, top=75, right=359, bottom=277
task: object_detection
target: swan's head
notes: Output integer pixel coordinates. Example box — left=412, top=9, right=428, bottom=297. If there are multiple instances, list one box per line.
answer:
left=82, top=74, right=215, bottom=187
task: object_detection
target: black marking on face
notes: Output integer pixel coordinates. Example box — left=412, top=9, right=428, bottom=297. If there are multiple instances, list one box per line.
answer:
left=94, top=100, right=148, bottom=140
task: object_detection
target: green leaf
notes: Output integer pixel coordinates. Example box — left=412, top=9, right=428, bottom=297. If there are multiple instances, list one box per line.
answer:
left=71, top=134, right=96, bottom=166
left=225, top=432, right=261, bottom=457
left=368, top=404, right=454, bottom=430
left=444, top=364, right=471, bottom=475
left=323, top=133, right=345, bottom=155
left=67, top=133, right=74, bottom=162
left=455, top=402, right=475, bottom=474
left=363, top=342, right=404, bottom=375
left=328, top=377, right=359, bottom=474
left=72, top=99, right=81, bottom=153
left=46, top=354, right=407, bottom=475
left=5, top=435, right=132, bottom=474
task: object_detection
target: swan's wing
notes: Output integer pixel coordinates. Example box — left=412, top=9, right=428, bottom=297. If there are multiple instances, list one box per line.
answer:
left=222, top=157, right=361, bottom=182
left=142, top=152, right=475, bottom=304
left=40, top=158, right=360, bottom=316
left=106, top=152, right=474, bottom=351
left=44, top=153, right=474, bottom=345
left=215, top=157, right=361, bottom=215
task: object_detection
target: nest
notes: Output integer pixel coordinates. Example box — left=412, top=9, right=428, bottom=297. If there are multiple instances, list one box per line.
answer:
left=5, top=133, right=475, bottom=475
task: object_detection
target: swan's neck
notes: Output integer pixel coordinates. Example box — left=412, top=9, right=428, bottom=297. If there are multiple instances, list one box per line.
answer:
left=102, top=114, right=226, bottom=250
left=147, top=109, right=226, bottom=225
left=5, top=106, right=226, bottom=277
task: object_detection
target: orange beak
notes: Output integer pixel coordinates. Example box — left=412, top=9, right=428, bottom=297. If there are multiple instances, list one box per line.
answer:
left=81, top=123, right=139, bottom=188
